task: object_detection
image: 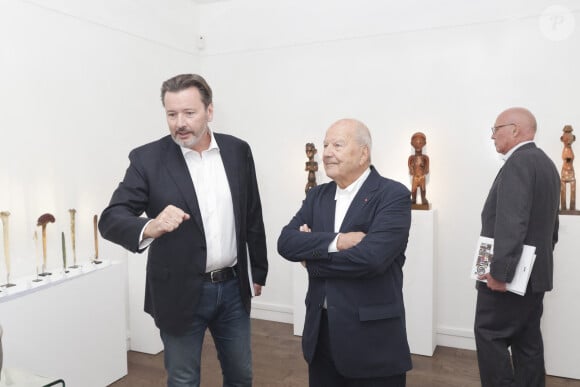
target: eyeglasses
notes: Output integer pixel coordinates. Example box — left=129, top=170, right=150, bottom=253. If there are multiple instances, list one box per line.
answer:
left=491, top=123, right=516, bottom=135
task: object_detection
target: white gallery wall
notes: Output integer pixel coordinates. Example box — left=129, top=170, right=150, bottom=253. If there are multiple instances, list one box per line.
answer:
left=0, top=0, right=579, bottom=356
left=195, top=0, right=580, bottom=349
left=0, top=0, right=202, bottom=276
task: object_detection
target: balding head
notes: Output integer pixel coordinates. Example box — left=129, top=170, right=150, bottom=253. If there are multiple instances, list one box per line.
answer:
left=332, top=118, right=373, bottom=151
left=492, top=107, right=537, bottom=154
left=323, top=118, right=372, bottom=188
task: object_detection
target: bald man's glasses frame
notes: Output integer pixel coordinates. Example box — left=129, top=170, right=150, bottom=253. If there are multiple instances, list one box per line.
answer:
left=491, top=123, right=516, bottom=135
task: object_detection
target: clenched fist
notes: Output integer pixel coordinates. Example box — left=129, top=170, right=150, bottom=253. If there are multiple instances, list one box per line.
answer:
left=144, top=204, right=191, bottom=239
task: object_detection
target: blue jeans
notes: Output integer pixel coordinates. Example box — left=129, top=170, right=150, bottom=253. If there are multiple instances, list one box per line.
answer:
left=160, top=278, right=252, bottom=387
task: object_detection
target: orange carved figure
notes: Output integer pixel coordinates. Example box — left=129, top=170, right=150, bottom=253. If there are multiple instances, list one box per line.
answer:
left=408, top=132, right=429, bottom=209
left=560, top=125, right=576, bottom=211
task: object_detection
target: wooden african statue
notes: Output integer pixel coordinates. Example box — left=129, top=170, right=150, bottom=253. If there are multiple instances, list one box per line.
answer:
left=408, top=132, right=430, bottom=210
left=560, top=125, right=580, bottom=214
left=305, top=143, right=318, bottom=194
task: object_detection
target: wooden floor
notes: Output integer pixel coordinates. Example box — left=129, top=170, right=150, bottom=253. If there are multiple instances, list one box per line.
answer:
left=109, top=319, right=580, bottom=387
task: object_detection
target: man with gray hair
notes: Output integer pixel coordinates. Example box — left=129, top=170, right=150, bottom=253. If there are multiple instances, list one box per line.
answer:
left=278, top=118, right=412, bottom=386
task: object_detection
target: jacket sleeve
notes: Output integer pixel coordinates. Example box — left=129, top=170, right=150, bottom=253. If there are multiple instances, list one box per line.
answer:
left=277, top=187, right=337, bottom=263
left=244, top=145, right=268, bottom=285
left=278, top=183, right=411, bottom=279
left=307, top=185, right=411, bottom=279
left=98, top=149, right=151, bottom=253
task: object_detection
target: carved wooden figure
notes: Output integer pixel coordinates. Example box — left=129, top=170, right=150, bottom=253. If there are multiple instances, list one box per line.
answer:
left=408, top=132, right=430, bottom=210
left=560, top=125, right=579, bottom=214
left=37, top=213, right=55, bottom=275
left=305, top=142, right=318, bottom=194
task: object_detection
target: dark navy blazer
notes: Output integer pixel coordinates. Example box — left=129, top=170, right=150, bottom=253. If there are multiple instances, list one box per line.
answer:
left=99, top=133, right=268, bottom=335
left=278, top=166, right=412, bottom=378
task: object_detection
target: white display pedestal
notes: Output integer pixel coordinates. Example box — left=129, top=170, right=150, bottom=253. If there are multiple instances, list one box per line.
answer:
left=292, top=210, right=437, bottom=357
left=403, top=209, right=436, bottom=356
left=0, top=261, right=127, bottom=387
left=292, top=264, right=307, bottom=336
left=127, top=252, right=163, bottom=354
left=0, top=367, right=64, bottom=387
left=543, top=215, right=580, bottom=380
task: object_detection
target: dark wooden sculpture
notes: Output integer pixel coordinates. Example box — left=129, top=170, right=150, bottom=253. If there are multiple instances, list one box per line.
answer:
left=305, top=143, right=318, bottom=194
left=408, top=132, right=430, bottom=210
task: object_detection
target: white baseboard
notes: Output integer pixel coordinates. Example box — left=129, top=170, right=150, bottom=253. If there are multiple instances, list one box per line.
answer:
left=436, top=326, right=476, bottom=351
left=250, top=301, right=293, bottom=324
left=250, top=303, right=478, bottom=352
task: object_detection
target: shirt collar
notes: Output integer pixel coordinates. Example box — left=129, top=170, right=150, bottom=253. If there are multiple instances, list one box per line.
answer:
left=501, top=140, right=533, bottom=161
left=180, top=129, right=219, bottom=157
left=335, top=167, right=371, bottom=199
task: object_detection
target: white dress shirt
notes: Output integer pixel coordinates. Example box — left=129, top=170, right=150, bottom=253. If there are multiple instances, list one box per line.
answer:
left=501, top=140, right=534, bottom=161
left=323, top=167, right=370, bottom=308
left=182, top=131, right=237, bottom=272
left=139, top=130, right=237, bottom=273
left=329, top=167, right=371, bottom=252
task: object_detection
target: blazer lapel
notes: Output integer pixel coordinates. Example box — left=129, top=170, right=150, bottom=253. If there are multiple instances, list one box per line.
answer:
left=321, top=184, right=337, bottom=232
left=215, top=134, right=241, bottom=239
left=163, top=140, right=205, bottom=233
left=339, top=167, right=379, bottom=232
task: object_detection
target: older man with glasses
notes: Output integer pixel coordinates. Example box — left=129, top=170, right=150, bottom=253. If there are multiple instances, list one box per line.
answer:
left=475, top=107, right=560, bottom=387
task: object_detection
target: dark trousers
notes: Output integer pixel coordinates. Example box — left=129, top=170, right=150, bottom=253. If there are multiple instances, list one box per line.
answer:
left=474, top=287, right=545, bottom=387
left=309, top=310, right=406, bottom=387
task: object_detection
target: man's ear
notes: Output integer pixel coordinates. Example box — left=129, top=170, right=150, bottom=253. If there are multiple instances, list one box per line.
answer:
left=207, top=103, right=214, bottom=122
left=360, top=145, right=370, bottom=165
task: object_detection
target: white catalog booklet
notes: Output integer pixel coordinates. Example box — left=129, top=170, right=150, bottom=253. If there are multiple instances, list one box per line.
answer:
left=470, top=236, right=536, bottom=296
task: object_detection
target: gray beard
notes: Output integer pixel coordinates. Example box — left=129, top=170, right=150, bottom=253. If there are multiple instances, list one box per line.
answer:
left=172, top=131, right=203, bottom=149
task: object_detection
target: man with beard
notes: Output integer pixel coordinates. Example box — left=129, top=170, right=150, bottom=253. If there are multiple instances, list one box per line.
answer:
left=99, top=74, right=268, bottom=387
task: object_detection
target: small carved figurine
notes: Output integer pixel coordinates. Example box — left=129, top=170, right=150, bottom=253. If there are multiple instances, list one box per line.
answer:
left=0, top=211, right=15, bottom=287
left=408, top=132, right=430, bottom=210
left=37, top=213, right=56, bottom=275
left=560, top=125, right=579, bottom=214
left=305, top=143, right=318, bottom=194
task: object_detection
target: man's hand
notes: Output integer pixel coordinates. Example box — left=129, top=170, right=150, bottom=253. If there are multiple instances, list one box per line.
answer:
left=253, top=283, right=262, bottom=296
left=337, top=231, right=366, bottom=251
left=144, top=205, right=191, bottom=239
left=480, top=272, right=507, bottom=292
left=299, top=224, right=311, bottom=267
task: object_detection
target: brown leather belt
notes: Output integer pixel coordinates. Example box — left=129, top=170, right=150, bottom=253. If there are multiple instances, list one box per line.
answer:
left=203, top=265, right=237, bottom=283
